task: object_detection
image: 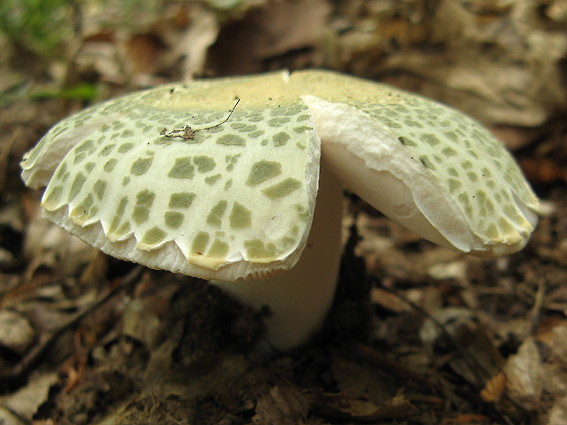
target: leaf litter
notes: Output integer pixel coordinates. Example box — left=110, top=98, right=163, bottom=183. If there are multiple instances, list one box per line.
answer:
left=1, top=0, right=567, bottom=424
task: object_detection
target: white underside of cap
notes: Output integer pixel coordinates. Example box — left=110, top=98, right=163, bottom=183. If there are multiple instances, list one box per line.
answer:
left=303, top=95, right=534, bottom=256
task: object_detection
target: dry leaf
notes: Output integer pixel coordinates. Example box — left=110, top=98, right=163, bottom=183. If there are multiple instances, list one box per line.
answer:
left=519, top=157, right=567, bottom=186
left=0, top=372, right=59, bottom=419
left=480, top=371, right=507, bottom=403
left=440, top=413, right=491, bottom=425
left=551, top=325, right=567, bottom=366
left=167, top=7, right=219, bottom=79
left=24, top=206, right=96, bottom=277
left=0, top=407, right=25, bottom=425
left=503, top=337, right=542, bottom=410
left=547, top=393, right=567, bottom=425
left=0, top=310, right=35, bottom=355
left=207, top=0, right=331, bottom=74
left=306, top=387, right=417, bottom=422
left=338, top=0, right=567, bottom=127
left=253, top=385, right=308, bottom=425
left=364, top=390, right=418, bottom=420
left=124, top=33, right=166, bottom=76
left=420, top=307, right=504, bottom=387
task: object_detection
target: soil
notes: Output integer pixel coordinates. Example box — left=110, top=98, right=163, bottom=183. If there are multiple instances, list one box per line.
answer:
left=1, top=1, right=567, bottom=424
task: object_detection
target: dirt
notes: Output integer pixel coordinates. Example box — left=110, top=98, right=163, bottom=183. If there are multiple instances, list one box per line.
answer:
left=1, top=1, right=567, bottom=424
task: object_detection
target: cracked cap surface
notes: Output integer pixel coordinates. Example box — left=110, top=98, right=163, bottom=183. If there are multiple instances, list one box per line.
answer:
left=21, top=70, right=540, bottom=280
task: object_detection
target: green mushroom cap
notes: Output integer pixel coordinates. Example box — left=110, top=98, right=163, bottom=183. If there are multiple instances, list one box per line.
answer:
left=21, top=70, right=540, bottom=281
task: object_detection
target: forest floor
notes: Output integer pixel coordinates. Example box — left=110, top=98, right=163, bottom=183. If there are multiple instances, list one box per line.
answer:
left=1, top=1, right=567, bottom=424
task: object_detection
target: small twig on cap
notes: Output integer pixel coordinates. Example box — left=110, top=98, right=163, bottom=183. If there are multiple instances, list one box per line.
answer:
left=160, top=98, right=241, bottom=141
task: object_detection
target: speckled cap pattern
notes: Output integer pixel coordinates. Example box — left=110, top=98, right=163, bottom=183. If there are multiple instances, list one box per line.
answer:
left=21, top=70, right=540, bottom=280
left=22, top=74, right=320, bottom=280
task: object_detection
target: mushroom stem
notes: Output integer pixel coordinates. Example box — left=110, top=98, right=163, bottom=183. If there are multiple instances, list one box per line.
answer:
left=211, top=161, right=344, bottom=351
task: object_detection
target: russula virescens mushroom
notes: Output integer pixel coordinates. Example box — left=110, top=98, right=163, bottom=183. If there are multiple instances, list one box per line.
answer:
left=20, top=70, right=540, bottom=351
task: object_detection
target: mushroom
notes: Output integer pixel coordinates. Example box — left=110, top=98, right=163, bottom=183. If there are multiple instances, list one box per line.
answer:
left=20, top=70, right=540, bottom=351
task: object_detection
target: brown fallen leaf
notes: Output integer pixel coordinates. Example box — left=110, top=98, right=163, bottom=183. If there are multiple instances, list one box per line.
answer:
left=124, top=33, right=167, bottom=76
left=419, top=307, right=504, bottom=389
left=305, top=387, right=418, bottom=422
left=547, top=393, right=567, bottom=425
left=363, top=389, right=418, bottom=420
left=207, top=0, right=331, bottom=75
left=0, top=371, right=59, bottom=419
left=519, top=157, right=567, bottom=186
left=354, top=343, right=435, bottom=389
left=440, top=413, right=491, bottom=425
left=480, top=371, right=506, bottom=403
left=503, top=337, right=542, bottom=412
left=253, top=385, right=309, bottom=425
